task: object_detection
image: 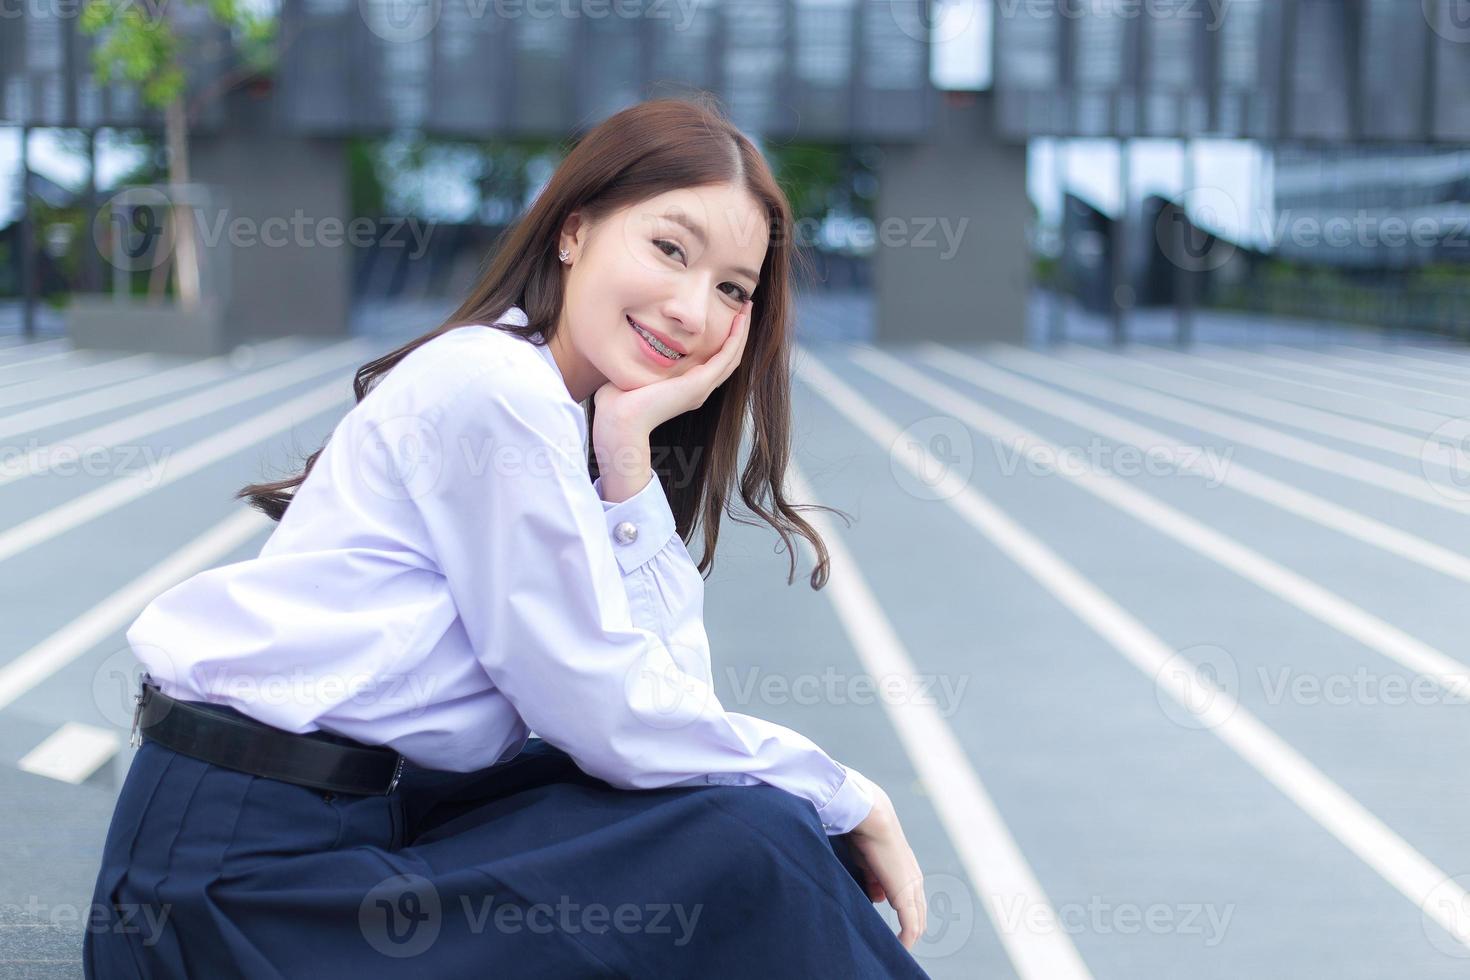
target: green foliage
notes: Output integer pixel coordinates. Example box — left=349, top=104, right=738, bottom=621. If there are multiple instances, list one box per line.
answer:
left=765, top=143, right=843, bottom=223
left=103, top=129, right=169, bottom=189
left=1416, top=261, right=1470, bottom=288
left=33, top=199, right=85, bottom=284
left=346, top=139, right=387, bottom=220
left=764, top=142, right=877, bottom=225
left=350, top=134, right=567, bottom=222
left=79, top=0, right=278, bottom=110
left=1032, top=254, right=1059, bottom=286
left=1206, top=256, right=1470, bottom=335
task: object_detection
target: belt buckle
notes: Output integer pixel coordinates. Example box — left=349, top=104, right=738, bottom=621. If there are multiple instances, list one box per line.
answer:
left=386, top=754, right=405, bottom=794
left=129, top=674, right=152, bottom=749
left=129, top=693, right=145, bottom=749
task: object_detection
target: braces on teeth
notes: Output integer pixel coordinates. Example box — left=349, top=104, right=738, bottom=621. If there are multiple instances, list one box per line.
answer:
left=630, top=319, right=683, bottom=359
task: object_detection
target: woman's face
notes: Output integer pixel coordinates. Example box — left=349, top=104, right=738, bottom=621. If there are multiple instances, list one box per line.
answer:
left=551, top=182, right=769, bottom=403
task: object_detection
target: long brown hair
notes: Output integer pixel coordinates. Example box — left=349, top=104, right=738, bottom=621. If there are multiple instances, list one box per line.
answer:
left=237, top=93, right=849, bottom=588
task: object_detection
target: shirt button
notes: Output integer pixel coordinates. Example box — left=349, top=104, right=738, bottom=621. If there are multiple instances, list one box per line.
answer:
left=613, top=521, right=638, bottom=545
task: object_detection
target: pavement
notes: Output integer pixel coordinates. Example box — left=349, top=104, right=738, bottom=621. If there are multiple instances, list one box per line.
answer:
left=4, top=301, right=1470, bottom=977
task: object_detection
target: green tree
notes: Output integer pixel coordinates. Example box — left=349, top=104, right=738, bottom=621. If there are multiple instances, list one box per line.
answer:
left=79, top=0, right=275, bottom=307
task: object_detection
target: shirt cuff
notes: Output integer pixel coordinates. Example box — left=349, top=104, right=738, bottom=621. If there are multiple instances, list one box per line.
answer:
left=593, top=467, right=679, bottom=574
left=815, top=763, right=878, bottom=836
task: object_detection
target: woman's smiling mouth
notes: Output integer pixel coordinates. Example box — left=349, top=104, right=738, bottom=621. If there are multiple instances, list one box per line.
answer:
left=628, top=315, right=686, bottom=364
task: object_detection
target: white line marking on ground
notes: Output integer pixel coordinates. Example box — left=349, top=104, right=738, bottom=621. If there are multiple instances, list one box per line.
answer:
left=0, top=508, right=271, bottom=711
left=1198, top=344, right=1470, bottom=407
left=0, top=353, right=161, bottom=411
left=0, top=337, right=306, bottom=441
left=0, top=380, right=349, bottom=562
left=787, top=462, right=1093, bottom=980
left=1322, top=344, right=1470, bottom=382
left=846, top=347, right=1470, bottom=701
left=988, top=346, right=1470, bottom=515
left=0, top=339, right=366, bottom=488
left=922, top=346, right=1470, bottom=583
left=0, top=338, right=68, bottom=356
left=1001, top=346, right=1442, bottom=463
left=796, top=347, right=1470, bottom=953
left=1108, top=346, right=1459, bottom=435
left=1395, top=346, right=1470, bottom=374
left=0, top=349, right=92, bottom=379
left=1264, top=345, right=1470, bottom=389
left=17, top=722, right=122, bottom=784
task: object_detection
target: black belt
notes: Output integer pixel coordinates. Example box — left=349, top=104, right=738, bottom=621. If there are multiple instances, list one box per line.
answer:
left=130, top=677, right=405, bottom=796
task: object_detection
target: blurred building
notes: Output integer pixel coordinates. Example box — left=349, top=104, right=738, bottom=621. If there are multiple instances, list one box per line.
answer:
left=1272, top=145, right=1470, bottom=269
left=996, top=0, right=1470, bottom=340
left=3, top=0, right=1033, bottom=352
left=4, top=0, right=1470, bottom=349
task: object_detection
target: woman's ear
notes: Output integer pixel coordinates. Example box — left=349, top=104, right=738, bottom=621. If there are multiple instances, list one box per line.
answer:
left=558, top=210, right=586, bottom=262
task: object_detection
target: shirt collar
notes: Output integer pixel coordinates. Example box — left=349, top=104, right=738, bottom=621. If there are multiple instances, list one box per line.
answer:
left=489, top=307, right=588, bottom=451
left=498, top=304, right=560, bottom=381
left=528, top=331, right=562, bottom=382
left=513, top=308, right=581, bottom=421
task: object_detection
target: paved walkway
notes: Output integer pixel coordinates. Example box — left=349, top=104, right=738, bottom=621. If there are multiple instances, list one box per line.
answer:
left=3, top=316, right=1470, bottom=977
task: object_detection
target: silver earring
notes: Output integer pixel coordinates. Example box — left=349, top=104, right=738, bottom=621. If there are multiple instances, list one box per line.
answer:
left=558, top=248, right=570, bottom=262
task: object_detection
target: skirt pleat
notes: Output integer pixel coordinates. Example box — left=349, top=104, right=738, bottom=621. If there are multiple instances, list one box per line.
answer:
left=83, top=738, right=931, bottom=979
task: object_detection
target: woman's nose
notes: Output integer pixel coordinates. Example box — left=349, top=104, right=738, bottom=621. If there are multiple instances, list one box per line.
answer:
left=661, top=296, right=708, bottom=344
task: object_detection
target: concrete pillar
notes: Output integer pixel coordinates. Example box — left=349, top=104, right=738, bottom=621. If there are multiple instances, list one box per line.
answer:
left=873, top=90, right=1030, bottom=345
left=189, top=88, right=350, bottom=345
left=68, top=88, right=351, bottom=356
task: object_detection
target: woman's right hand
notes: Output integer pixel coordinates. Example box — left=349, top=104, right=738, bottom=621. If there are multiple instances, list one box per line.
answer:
left=846, top=783, right=927, bottom=950
left=592, top=299, right=751, bottom=437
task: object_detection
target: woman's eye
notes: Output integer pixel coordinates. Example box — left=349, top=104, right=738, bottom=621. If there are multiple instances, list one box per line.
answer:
left=655, top=240, right=749, bottom=303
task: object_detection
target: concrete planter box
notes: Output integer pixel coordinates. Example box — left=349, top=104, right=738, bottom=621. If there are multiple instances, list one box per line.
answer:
left=66, top=294, right=230, bottom=357
left=65, top=107, right=353, bottom=357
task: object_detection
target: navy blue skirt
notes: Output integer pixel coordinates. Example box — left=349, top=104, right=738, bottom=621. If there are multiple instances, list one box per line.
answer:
left=84, top=732, right=930, bottom=978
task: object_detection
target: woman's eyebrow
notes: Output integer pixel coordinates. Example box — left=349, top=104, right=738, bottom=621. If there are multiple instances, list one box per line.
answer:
left=659, top=211, right=762, bottom=285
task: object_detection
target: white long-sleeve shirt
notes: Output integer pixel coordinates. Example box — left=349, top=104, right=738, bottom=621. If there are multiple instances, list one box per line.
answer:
left=126, top=305, right=876, bottom=835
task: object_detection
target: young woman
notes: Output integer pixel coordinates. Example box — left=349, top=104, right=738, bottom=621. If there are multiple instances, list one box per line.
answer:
left=85, top=96, right=929, bottom=978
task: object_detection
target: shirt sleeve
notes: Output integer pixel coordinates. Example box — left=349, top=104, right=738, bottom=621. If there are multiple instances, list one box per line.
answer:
left=409, top=360, right=876, bottom=836
left=590, top=468, right=713, bottom=685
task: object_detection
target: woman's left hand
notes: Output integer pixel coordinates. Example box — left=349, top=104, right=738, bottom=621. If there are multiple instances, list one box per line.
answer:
left=592, top=300, right=751, bottom=437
